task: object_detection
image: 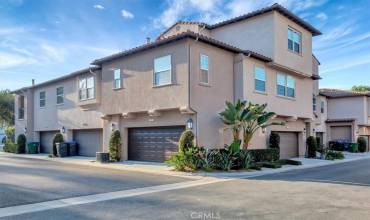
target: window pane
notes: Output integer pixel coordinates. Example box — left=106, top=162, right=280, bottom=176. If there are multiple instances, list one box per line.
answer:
left=87, top=88, right=94, bottom=99
left=114, top=69, right=121, bottom=80
left=154, top=55, right=171, bottom=72
left=200, top=69, right=209, bottom=84
left=255, top=67, right=265, bottom=81
left=79, top=90, right=87, bottom=100
left=57, top=87, right=63, bottom=96
left=114, top=79, right=121, bottom=89
left=40, top=99, right=45, bottom=107
left=79, top=79, right=86, bottom=89
left=155, top=70, right=171, bottom=85
left=87, top=77, right=94, bottom=89
left=294, top=42, right=300, bottom=53
left=288, top=39, right=293, bottom=50
left=40, top=92, right=45, bottom=99
left=57, top=96, right=64, bottom=104
left=277, top=74, right=286, bottom=86
left=255, top=79, right=265, bottom=92
left=277, top=85, right=286, bottom=96
left=293, top=32, right=301, bottom=42
left=200, top=54, right=209, bottom=70
left=287, top=88, right=295, bottom=97
left=288, top=29, right=294, bottom=40
left=321, top=101, right=325, bottom=113
left=287, top=76, right=295, bottom=88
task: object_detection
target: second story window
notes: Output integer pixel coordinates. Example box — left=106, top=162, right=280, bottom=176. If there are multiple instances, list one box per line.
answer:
left=254, top=67, right=266, bottom=92
left=56, top=87, right=64, bottom=105
left=288, top=28, right=301, bottom=54
left=113, top=69, right=122, bottom=89
left=79, top=76, right=95, bottom=101
left=313, top=95, right=317, bottom=112
left=321, top=100, right=325, bottom=113
left=154, top=55, right=171, bottom=86
left=277, top=73, right=295, bottom=98
left=18, top=96, right=24, bottom=120
left=200, top=54, right=209, bottom=84
left=39, top=91, right=46, bottom=108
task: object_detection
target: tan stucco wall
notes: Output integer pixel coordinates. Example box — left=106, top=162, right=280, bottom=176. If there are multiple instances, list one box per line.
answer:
left=315, top=95, right=327, bottom=133
left=273, top=12, right=313, bottom=75
left=210, top=12, right=275, bottom=58
left=15, top=90, right=35, bottom=142
left=100, top=40, right=189, bottom=115
left=327, top=96, right=367, bottom=124
left=189, top=41, right=235, bottom=148
left=243, top=57, right=313, bottom=119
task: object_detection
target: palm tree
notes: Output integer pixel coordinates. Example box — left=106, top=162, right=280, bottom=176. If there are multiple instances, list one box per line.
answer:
left=219, top=100, right=246, bottom=142
left=240, top=102, right=282, bottom=149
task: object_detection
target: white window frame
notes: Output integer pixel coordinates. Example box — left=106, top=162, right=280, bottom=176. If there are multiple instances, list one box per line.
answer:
left=288, top=27, right=302, bottom=54
left=313, top=95, right=317, bottom=112
left=199, top=54, right=209, bottom=84
left=79, top=76, right=95, bottom=101
left=276, top=73, right=295, bottom=98
left=113, top=69, right=122, bottom=89
left=153, top=55, right=172, bottom=86
left=254, top=66, right=266, bottom=92
left=56, top=87, right=64, bottom=105
left=39, top=91, right=46, bottom=108
left=320, top=100, right=325, bottom=113
left=18, top=95, right=25, bottom=120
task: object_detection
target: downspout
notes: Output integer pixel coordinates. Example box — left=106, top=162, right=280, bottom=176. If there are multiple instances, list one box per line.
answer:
left=188, top=40, right=198, bottom=142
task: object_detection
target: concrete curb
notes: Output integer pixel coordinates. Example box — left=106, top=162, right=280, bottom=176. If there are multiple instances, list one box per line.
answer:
left=2, top=151, right=370, bottom=179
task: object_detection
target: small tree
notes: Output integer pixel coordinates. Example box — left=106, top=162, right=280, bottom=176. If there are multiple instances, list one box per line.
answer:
left=178, top=129, right=195, bottom=153
left=269, top=132, right=280, bottom=149
left=109, top=130, right=121, bottom=162
left=357, top=137, right=367, bottom=153
left=16, top=134, right=27, bottom=154
left=4, top=127, right=15, bottom=143
left=306, top=136, right=317, bottom=158
left=219, top=100, right=246, bottom=142
left=53, top=133, right=64, bottom=156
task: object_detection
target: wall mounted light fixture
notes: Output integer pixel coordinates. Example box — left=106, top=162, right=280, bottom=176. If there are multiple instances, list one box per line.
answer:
left=186, top=118, right=193, bottom=130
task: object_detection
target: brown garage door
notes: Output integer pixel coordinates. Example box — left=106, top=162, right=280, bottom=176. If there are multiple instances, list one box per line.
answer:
left=40, top=131, right=58, bottom=154
left=331, top=126, right=351, bottom=142
left=128, top=126, right=185, bottom=162
left=73, top=129, right=103, bottom=157
left=277, top=132, right=299, bottom=159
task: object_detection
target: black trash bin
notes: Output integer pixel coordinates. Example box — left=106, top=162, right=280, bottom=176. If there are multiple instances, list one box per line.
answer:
left=56, top=143, right=68, bottom=157
left=66, top=141, right=78, bottom=156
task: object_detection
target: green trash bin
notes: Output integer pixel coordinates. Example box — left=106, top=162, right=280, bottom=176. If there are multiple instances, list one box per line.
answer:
left=349, top=143, right=359, bottom=153
left=27, top=142, right=40, bottom=154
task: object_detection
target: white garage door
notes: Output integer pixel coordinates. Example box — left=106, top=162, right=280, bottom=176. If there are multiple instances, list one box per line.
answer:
left=331, top=126, right=351, bottom=142
left=73, top=129, right=103, bottom=157
left=277, top=132, right=299, bottom=159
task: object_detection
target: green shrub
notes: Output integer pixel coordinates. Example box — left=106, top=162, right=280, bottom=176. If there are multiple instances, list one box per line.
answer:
left=4, top=141, right=17, bottom=153
left=325, top=151, right=344, bottom=160
left=247, top=149, right=279, bottom=162
left=109, top=130, right=121, bottom=162
left=16, top=134, right=26, bottom=154
left=178, top=130, right=195, bottom=153
left=166, top=146, right=203, bottom=172
left=357, top=137, right=367, bottom=153
left=269, top=132, right=280, bottom=149
left=53, top=133, right=64, bottom=156
left=306, top=136, right=317, bottom=158
left=201, top=149, right=217, bottom=171
left=348, top=143, right=358, bottom=153
left=4, top=127, right=15, bottom=143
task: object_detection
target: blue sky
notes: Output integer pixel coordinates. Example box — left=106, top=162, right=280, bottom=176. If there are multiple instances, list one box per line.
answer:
left=0, top=0, right=369, bottom=90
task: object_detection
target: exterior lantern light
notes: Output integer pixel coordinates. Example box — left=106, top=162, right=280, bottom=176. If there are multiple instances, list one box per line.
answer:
left=111, top=123, right=115, bottom=131
left=24, top=127, right=27, bottom=134
left=61, top=126, right=65, bottom=134
left=186, top=118, right=193, bottom=130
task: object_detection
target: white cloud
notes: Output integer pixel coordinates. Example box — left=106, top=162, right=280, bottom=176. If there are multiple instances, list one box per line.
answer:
left=0, top=52, right=36, bottom=69
left=121, top=9, right=134, bottom=19
left=93, top=4, right=104, bottom=10
left=316, top=12, right=328, bottom=21
left=40, top=43, right=66, bottom=63
left=0, top=27, right=25, bottom=35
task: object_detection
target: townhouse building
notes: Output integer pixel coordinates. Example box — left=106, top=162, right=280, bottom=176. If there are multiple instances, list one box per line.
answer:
left=13, top=3, right=324, bottom=162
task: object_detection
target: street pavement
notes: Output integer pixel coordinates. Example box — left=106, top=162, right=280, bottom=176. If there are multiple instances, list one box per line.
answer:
left=2, top=154, right=370, bottom=220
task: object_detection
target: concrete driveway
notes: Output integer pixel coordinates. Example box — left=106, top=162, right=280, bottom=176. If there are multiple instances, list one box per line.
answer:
left=2, top=154, right=370, bottom=220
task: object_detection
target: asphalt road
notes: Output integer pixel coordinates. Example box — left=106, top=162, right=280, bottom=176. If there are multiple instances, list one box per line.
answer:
left=2, top=155, right=370, bottom=220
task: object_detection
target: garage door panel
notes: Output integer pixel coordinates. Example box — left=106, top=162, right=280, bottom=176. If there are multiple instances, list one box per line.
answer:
left=128, top=126, right=185, bottom=162
left=331, top=126, right=351, bottom=142
left=40, top=131, right=58, bottom=154
left=73, top=129, right=103, bottom=157
left=276, top=132, right=299, bottom=159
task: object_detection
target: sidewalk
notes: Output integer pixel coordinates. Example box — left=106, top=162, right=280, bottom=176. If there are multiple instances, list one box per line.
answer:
left=2, top=151, right=370, bottom=179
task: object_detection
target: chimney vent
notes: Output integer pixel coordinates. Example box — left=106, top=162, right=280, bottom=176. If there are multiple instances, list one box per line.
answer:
left=32, top=79, right=35, bottom=86
left=146, top=37, right=151, bottom=44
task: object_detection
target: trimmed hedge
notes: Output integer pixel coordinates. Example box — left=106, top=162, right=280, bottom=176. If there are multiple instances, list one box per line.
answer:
left=16, top=134, right=27, bottom=154
left=357, top=137, right=367, bottom=152
left=247, top=148, right=280, bottom=162
left=269, top=132, right=280, bottom=149
left=306, top=136, right=317, bottom=158
left=178, top=130, right=195, bottom=153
